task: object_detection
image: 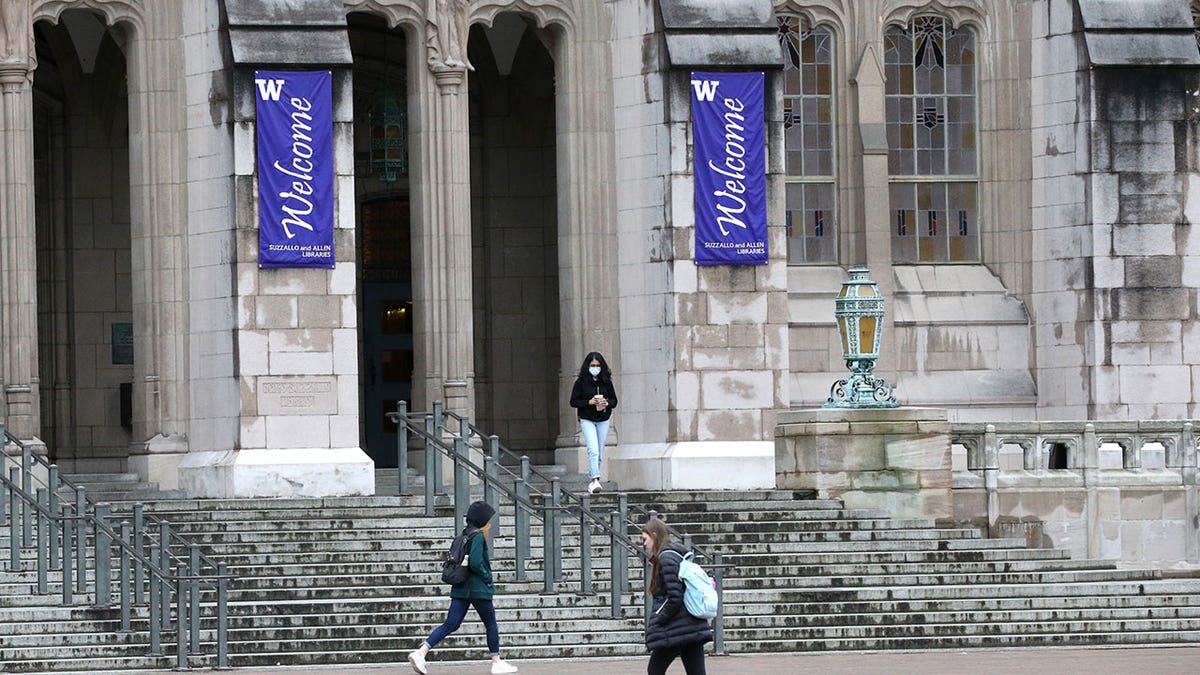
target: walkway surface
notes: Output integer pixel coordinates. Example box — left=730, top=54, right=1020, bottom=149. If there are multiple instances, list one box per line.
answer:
left=114, top=647, right=1200, bottom=674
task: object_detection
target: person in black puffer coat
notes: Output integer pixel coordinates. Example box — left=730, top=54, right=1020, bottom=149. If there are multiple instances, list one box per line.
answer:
left=641, top=517, right=712, bottom=675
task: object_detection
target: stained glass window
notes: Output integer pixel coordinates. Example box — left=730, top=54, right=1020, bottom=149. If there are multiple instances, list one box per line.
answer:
left=779, top=14, right=836, bottom=264
left=885, top=16, right=979, bottom=263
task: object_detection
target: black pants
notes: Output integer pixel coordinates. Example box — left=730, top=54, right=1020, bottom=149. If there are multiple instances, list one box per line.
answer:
left=647, top=641, right=706, bottom=675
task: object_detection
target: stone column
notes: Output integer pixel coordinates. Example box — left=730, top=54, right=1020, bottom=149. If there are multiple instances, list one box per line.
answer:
left=411, top=8, right=475, bottom=421
left=0, top=0, right=41, bottom=445
left=125, top=3, right=191, bottom=485
left=553, top=4, right=621, bottom=471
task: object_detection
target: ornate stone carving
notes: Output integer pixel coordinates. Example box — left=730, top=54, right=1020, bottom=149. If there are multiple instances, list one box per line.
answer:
left=0, top=0, right=32, bottom=68
left=425, top=0, right=472, bottom=74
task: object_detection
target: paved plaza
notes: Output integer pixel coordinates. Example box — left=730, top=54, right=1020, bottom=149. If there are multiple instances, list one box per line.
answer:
left=110, top=647, right=1200, bottom=675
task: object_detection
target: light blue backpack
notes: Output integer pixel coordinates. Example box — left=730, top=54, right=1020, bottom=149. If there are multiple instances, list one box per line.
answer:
left=664, top=550, right=718, bottom=620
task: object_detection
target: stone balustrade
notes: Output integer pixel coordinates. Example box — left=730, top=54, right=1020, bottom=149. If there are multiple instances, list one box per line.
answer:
left=950, top=420, right=1200, bottom=565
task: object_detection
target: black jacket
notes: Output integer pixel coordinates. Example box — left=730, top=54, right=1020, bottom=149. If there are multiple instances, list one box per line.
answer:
left=569, top=375, right=618, bottom=422
left=645, top=543, right=713, bottom=651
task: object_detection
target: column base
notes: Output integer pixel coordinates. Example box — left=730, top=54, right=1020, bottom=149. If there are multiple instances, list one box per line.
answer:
left=178, top=447, right=375, bottom=498
left=605, top=441, right=774, bottom=491
left=128, top=433, right=188, bottom=490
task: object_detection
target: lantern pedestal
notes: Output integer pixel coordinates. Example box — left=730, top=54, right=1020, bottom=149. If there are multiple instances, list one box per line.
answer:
left=774, top=407, right=952, bottom=520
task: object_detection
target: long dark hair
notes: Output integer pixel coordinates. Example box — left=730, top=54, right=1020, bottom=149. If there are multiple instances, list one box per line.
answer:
left=642, top=517, right=671, bottom=595
left=578, top=351, right=612, bottom=382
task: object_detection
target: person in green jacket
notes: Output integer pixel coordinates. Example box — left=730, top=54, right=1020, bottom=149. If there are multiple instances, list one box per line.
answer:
left=408, top=501, right=518, bottom=675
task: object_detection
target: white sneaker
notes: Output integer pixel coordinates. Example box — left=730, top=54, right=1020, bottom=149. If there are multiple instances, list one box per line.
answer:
left=587, top=478, right=602, bottom=494
left=408, top=650, right=428, bottom=675
left=491, top=660, right=519, bottom=674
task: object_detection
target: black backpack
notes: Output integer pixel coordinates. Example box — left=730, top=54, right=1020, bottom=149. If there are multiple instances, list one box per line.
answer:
left=440, top=528, right=478, bottom=586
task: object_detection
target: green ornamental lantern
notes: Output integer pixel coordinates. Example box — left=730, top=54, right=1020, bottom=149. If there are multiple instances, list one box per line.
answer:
left=825, top=266, right=899, bottom=408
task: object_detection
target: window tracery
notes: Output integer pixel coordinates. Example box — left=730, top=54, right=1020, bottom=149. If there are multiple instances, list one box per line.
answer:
left=885, top=15, right=979, bottom=263
left=778, top=12, right=836, bottom=264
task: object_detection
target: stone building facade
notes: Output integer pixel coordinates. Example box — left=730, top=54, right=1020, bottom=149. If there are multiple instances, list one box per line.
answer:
left=0, top=0, right=1198, bottom=497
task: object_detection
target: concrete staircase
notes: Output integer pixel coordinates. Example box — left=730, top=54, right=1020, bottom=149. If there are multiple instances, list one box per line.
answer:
left=3, top=490, right=1200, bottom=672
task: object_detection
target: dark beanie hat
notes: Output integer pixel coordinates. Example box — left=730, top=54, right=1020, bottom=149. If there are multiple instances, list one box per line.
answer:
left=466, top=501, right=496, bottom=528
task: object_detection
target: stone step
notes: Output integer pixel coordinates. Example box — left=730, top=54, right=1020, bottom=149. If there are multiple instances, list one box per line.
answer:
left=719, top=629, right=1200, bottom=650
left=724, top=578, right=1200, bottom=603
left=726, top=593, right=1200, bottom=615
left=727, top=605, right=1200, bottom=627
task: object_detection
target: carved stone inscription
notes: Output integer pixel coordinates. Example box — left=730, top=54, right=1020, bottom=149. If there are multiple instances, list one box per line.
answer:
left=258, top=376, right=338, bottom=416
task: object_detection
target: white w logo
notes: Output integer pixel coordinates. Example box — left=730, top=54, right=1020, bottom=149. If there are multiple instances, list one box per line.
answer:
left=691, top=79, right=719, bottom=102
left=255, top=78, right=286, bottom=101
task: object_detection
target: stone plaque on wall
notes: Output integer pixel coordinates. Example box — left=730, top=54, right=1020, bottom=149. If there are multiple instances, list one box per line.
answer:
left=258, top=376, right=338, bottom=415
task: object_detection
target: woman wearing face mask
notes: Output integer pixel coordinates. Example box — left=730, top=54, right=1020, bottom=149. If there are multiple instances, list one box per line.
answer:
left=569, top=351, right=618, bottom=494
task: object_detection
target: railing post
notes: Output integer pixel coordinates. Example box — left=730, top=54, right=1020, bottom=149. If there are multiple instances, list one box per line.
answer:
left=713, top=552, right=726, bottom=655
left=453, top=436, right=469, bottom=529
left=132, top=504, right=145, bottom=605
left=21, top=442, right=32, bottom=546
left=119, top=522, right=132, bottom=632
left=48, top=465, right=60, bottom=568
left=61, top=508, right=74, bottom=605
left=36, top=488, right=48, bottom=593
left=176, top=563, right=189, bottom=670
left=189, top=544, right=201, bottom=656
left=0, top=431, right=6, bottom=525
left=432, top=401, right=446, bottom=494
left=488, top=435, right=501, bottom=537
left=550, top=478, right=563, bottom=581
left=579, top=495, right=593, bottom=595
left=93, top=504, right=112, bottom=608
left=424, top=414, right=438, bottom=516
left=74, top=490, right=86, bottom=590
left=7, top=468, right=18, bottom=571
left=515, top=456, right=531, bottom=580
left=984, top=424, right=999, bottom=537
left=397, top=400, right=409, bottom=495
left=483, top=456, right=499, bottom=540
left=148, top=568, right=162, bottom=656
left=158, top=522, right=172, bottom=632
left=218, top=562, right=230, bottom=669
left=618, top=496, right=630, bottom=593
left=609, top=511, right=623, bottom=619
left=541, top=500, right=556, bottom=594
left=643, top=554, right=654, bottom=620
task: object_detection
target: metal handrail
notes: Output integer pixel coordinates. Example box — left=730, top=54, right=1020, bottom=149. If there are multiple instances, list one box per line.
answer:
left=438, top=409, right=720, bottom=565
left=3, top=429, right=225, bottom=577
left=2, top=427, right=232, bottom=667
left=389, top=402, right=733, bottom=645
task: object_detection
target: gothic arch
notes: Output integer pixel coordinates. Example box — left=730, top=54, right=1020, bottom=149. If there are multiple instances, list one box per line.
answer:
left=32, top=0, right=144, bottom=33
left=774, top=0, right=848, bottom=36
left=342, top=0, right=424, bottom=35
left=881, top=1, right=989, bottom=43
left=472, top=0, right=578, bottom=34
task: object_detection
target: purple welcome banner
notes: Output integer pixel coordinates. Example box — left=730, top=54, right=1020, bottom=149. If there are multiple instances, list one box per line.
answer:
left=256, top=70, right=335, bottom=268
left=691, top=71, right=768, bottom=265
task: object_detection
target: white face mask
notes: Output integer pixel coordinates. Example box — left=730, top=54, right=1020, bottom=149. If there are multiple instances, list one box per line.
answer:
left=589, top=366, right=601, bottom=377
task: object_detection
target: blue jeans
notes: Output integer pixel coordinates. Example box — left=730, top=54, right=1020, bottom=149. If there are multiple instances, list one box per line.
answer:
left=580, top=418, right=611, bottom=480
left=424, top=597, right=500, bottom=656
